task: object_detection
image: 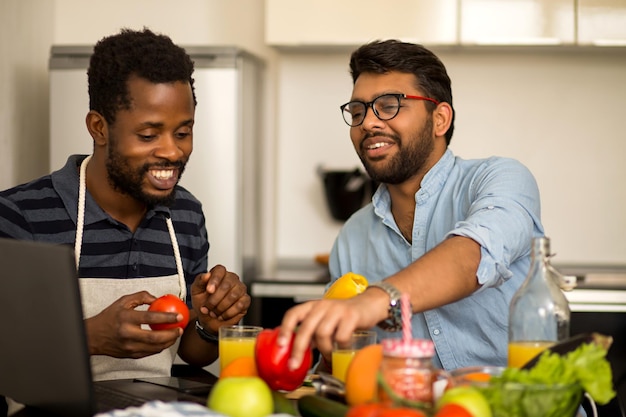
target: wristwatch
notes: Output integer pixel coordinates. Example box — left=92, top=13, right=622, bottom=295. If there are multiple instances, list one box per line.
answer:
left=368, top=281, right=406, bottom=332
left=195, top=320, right=219, bottom=343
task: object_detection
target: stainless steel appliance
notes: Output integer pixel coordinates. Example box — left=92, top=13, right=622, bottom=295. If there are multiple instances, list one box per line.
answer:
left=49, top=46, right=263, bottom=281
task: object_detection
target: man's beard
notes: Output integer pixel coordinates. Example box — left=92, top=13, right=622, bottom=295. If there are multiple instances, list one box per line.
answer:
left=359, top=117, right=434, bottom=185
left=106, top=146, right=186, bottom=208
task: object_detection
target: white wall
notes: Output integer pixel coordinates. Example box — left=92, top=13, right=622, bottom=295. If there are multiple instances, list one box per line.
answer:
left=0, top=0, right=279, bottom=275
left=0, top=0, right=54, bottom=189
left=275, top=48, right=626, bottom=265
left=2, top=1, right=625, bottom=271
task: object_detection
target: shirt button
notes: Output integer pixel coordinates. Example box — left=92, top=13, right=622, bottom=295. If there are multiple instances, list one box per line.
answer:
left=433, top=329, right=441, bottom=336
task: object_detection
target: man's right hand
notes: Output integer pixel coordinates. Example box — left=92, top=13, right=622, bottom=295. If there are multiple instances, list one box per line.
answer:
left=84, top=291, right=182, bottom=358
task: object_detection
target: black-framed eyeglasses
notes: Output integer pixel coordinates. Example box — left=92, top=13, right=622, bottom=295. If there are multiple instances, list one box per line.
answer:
left=340, top=93, right=440, bottom=127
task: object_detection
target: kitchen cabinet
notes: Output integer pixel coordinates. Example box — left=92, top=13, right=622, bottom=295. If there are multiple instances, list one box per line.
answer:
left=577, top=0, right=626, bottom=46
left=265, top=0, right=458, bottom=48
left=459, top=0, right=575, bottom=45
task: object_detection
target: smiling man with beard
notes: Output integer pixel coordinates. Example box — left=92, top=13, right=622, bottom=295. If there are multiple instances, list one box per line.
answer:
left=0, top=28, right=250, bottom=386
left=280, top=40, right=545, bottom=374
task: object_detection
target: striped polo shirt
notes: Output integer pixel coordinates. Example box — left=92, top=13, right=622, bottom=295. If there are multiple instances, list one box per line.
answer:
left=0, top=155, right=209, bottom=301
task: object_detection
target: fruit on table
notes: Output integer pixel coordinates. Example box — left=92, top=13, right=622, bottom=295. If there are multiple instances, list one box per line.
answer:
left=434, top=403, right=473, bottom=417
left=207, top=376, right=273, bottom=417
left=436, top=386, right=492, bottom=417
left=219, top=355, right=258, bottom=378
left=323, top=272, right=369, bottom=299
left=147, top=294, right=190, bottom=330
left=345, top=343, right=383, bottom=406
left=255, top=326, right=313, bottom=391
left=377, top=407, right=429, bottom=417
left=345, top=403, right=428, bottom=417
left=345, top=403, right=386, bottom=417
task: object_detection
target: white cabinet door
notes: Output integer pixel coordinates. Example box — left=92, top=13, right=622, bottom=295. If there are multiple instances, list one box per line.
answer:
left=578, top=0, right=626, bottom=46
left=265, top=0, right=458, bottom=47
left=460, top=0, right=575, bottom=45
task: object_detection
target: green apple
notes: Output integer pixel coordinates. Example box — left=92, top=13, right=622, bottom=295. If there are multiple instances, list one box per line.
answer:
left=436, top=386, right=492, bottom=417
left=207, top=376, right=273, bottom=417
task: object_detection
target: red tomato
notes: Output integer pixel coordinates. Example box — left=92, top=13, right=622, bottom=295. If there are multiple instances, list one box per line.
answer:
left=148, top=294, right=190, bottom=330
left=346, top=404, right=429, bottom=417
left=345, top=403, right=385, bottom=417
left=434, top=403, right=473, bottom=417
left=378, top=407, right=429, bottom=417
left=254, top=327, right=312, bottom=391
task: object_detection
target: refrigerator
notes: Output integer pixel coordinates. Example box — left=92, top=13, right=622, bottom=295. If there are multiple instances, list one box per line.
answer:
left=49, top=45, right=264, bottom=283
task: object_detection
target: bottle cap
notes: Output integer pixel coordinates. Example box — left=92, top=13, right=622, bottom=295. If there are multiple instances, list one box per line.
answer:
left=381, top=338, right=435, bottom=358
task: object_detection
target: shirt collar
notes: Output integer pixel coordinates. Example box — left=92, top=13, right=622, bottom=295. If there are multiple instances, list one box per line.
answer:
left=51, top=154, right=172, bottom=227
left=372, top=148, right=455, bottom=216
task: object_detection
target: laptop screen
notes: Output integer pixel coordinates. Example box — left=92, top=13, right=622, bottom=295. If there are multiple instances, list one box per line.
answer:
left=0, top=238, right=95, bottom=416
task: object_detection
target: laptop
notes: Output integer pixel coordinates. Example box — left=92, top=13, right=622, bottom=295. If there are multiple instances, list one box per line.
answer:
left=0, top=238, right=217, bottom=417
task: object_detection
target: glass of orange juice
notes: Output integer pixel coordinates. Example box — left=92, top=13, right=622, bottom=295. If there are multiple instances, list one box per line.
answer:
left=219, top=325, right=263, bottom=371
left=332, top=330, right=377, bottom=382
left=507, top=340, right=554, bottom=368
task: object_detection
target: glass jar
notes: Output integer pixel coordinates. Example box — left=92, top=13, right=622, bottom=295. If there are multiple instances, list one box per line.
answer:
left=377, top=338, right=449, bottom=407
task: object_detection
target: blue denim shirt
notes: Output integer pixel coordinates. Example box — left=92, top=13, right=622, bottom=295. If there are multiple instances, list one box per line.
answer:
left=328, top=149, right=544, bottom=371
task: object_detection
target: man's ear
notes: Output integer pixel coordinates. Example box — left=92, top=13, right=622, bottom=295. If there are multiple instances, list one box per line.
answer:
left=85, top=110, right=108, bottom=147
left=433, top=102, right=453, bottom=138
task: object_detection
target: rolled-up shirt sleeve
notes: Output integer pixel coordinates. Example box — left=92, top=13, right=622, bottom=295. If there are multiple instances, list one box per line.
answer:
left=445, top=157, right=544, bottom=289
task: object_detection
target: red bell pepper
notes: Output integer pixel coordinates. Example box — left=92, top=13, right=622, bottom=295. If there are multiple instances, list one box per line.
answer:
left=254, top=326, right=312, bottom=391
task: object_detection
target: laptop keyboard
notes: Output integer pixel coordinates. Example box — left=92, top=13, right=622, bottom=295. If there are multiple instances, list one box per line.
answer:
left=93, top=383, right=148, bottom=413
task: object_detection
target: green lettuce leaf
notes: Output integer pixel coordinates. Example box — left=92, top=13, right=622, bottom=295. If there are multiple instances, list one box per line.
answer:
left=479, top=342, right=616, bottom=416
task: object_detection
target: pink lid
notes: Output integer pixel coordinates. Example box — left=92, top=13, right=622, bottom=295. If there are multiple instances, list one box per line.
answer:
left=381, top=338, right=435, bottom=358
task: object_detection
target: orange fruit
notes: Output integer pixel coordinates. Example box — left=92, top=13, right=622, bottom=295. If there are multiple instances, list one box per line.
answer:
left=344, top=343, right=383, bottom=406
left=219, top=356, right=258, bottom=378
left=463, top=372, right=492, bottom=383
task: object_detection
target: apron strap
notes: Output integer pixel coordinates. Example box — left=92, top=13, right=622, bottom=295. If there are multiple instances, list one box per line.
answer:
left=75, top=154, right=91, bottom=270
left=166, top=217, right=186, bottom=300
left=75, top=155, right=186, bottom=301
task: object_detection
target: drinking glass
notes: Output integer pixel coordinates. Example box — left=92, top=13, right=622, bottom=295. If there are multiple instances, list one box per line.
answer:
left=332, top=330, right=377, bottom=382
left=218, top=325, right=263, bottom=371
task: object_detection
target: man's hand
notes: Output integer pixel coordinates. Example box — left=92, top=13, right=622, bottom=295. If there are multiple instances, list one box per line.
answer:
left=84, top=291, right=182, bottom=358
left=278, top=291, right=388, bottom=371
left=191, top=265, right=251, bottom=333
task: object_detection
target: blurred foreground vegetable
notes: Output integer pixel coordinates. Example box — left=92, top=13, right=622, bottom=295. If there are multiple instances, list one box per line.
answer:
left=324, top=272, right=368, bottom=299
left=255, top=327, right=313, bottom=391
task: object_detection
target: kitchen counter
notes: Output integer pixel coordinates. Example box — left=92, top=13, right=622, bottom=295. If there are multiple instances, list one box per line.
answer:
left=251, top=259, right=329, bottom=303
left=557, top=264, right=626, bottom=312
left=245, top=260, right=329, bottom=328
left=251, top=261, right=626, bottom=308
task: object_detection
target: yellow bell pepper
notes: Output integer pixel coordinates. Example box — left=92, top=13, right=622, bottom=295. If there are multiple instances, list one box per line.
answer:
left=323, top=272, right=368, bottom=299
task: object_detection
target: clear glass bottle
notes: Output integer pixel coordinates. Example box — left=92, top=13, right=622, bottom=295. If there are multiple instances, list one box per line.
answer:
left=508, top=236, right=571, bottom=368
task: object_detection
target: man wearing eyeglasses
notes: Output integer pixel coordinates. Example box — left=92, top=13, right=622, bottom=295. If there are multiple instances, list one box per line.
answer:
left=279, top=40, right=544, bottom=373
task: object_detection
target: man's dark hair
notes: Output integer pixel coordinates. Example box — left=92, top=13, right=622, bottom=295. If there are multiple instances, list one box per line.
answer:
left=349, top=40, right=455, bottom=144
left=88, top=28, right=196, bottom=125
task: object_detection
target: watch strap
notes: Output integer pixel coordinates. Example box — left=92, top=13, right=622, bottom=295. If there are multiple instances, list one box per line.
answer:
left=195, top=320, right=219, bottom=343
left=369, top=281, right=404, bottom=332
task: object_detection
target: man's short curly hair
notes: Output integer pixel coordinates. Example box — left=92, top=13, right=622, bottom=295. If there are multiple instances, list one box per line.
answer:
left=87, top=28, right=196, bottom=125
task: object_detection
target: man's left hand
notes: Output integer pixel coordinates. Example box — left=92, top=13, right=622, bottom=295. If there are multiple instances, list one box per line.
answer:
left=191, top=265, right=250, bottom=333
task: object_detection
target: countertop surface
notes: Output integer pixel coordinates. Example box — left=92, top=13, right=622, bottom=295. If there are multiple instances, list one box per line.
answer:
left=251, top=260, right=626, bottom=309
